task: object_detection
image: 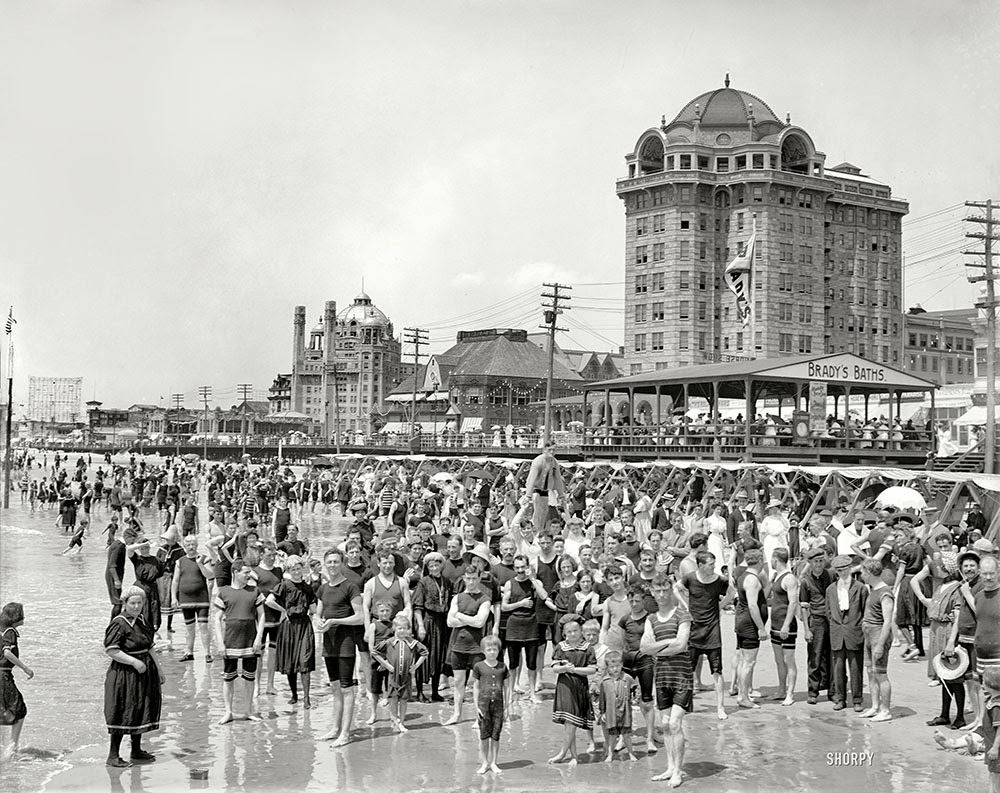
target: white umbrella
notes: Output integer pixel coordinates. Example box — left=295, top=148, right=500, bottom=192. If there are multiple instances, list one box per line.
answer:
left=431, top=471, right=454, bottom=483
left=874, top=486, right=927, bottom=512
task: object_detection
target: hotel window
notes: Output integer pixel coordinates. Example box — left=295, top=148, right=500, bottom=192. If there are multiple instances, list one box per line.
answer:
left=636, top=217, right=647, bottom=236
left=679, top=331, right=689, bottom=350
left=779, top=303, right=793, bottom=321
left=882, top=346, right=889, bottom=362
left=920, top=355, right=927, bottom=371
left=680, top=241, right=690, bottom=259
left=752, top=154, right=764, bottom=169
left=651, top=332, right=664, bottom=351
left=857, top=261, right=865, bottom=277
left=737, top=212, right=745, bottom=231
left=634, top=304, right=647, bottom=323
left=932, top=358, right=939, bottom=373
left=635, top=274, right=648, bottom=293
left=679, top=271, right=690, bottom=289
left=779, top=273, right=793, bottom=292
left=698, top=332, right=707, bottom=350
left=630, top=364, right=643, bottom=375
left=653, top=214, right=665, bottom=232
left=698, top=272, right=708, bottom=290
left=736, top=155, right=747, bottom=170
left=665, top=156, right=674, bottom=170
left=679, top=185, right=692, bottom=201
left=798, top=305, right=812, bottom=322
left=798, top=193, right=812, bottom=208
left=723, top=336, right=730, bottom=350
left=653, top=243, right=665, bottom=261
left=966, top=338, right=974, bottom=351
left=798, top=335, right=812, bottom=353
left=736, top=332, right=744, bottom=350
left=947, top=358, right=954, bottom=374
left=698, top=302, right=707, bottom=321
left=651, top=302, right=665, bottom=320
left=752, top=186, right=763, bottom=202
left=779, top=243, right=793, bottom=262
left=679, top=300, right=690, bottom=319
left=652, top=272, right=665, bottom=291
left=634, top=333, right=647, bottom=352
left=698, top=155, right=710, bottom=170
left=734, top=186, right=745, bottom=204
left=699, top=242, right=707, bottom=260
left=779, top=212, right=792, bottom=232
left=680, top=212, right=691, bottom=230
left=635, top=245, right=648, bottom=264
left=881, top=291, right=888, bottom=307
left=755, top=331, right=763, bottom=351
left=699, top=213, right=707, bottom=231
left=858, top=343, right=866, bottom=357
left=717, top=157, right=729, bottom=172
left=919, top=333, right=927, bottom=347
left=635, top=193, right=648, bottom=209
left=679, top=154, right=691, bottom=170
left=652, top=190, right=665, bottom=205
left=857, top=286, right=866, bottom=304
left=945, top=335, right=954, bottom=350
left=858, top=317, right=865, bottom=332
left=799, top=246, right=813, bottom=265
left=800, top=216, right=814, bottom=235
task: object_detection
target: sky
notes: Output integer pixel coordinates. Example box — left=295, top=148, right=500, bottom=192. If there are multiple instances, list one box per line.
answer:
left=3, top=0, right=999, bottom=412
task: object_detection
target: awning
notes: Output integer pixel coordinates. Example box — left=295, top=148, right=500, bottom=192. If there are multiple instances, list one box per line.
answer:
left=461, top=417, right=484, bottom=433
left=378, top=421, right=431, bottom=434
left=425, top=390, right=450, bottom=402
left=954, top=406, right=1000, bottom=426
left=383, top=394, right=412, bottom=403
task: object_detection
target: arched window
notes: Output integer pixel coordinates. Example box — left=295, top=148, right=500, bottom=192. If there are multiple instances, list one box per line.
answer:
left=639, top=136, right=664, bottom=175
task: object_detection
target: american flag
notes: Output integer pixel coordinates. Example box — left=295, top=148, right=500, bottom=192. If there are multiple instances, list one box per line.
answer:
left=4, top=308, right=14, bottom=335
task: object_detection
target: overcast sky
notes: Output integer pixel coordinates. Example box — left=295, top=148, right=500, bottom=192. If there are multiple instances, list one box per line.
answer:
left=3, top=0, right=999, bottom=411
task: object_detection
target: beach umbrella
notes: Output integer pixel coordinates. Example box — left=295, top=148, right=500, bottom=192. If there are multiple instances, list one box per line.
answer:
left=310, top=456, right=335, bottom=468
left=464, top=467, right=490, bottom=479
left=874, top=486, right=926, bottom=512
left=118, top=429, right=138, bottom=438
left=431, top=471, right=454, bottom=483
left=182, top=453, right=200, bottom=462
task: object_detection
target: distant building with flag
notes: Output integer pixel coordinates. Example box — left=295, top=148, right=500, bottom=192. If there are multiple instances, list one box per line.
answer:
left=619, top=78, right=908, bottom=374
left=27, top=376, right=83, bottom=424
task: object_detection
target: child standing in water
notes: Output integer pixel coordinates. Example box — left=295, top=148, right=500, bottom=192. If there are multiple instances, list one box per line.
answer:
left=599, top=650, right=637, bottom=762
left=371, top=614, right=427, bottom=733
left=471, top=635, right=508, bottom=775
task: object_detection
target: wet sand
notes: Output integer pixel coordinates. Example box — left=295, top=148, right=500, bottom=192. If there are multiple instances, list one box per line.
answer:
left=0, top=452, right=991, bottom=792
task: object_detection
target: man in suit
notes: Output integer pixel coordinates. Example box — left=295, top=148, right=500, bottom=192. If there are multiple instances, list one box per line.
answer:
left=826, top=554, right=868, bottom=712
left=726, top=490, right=758, bottom=545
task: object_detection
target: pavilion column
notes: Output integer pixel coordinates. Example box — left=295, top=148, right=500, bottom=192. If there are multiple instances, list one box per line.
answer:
left=682, top=382, right=690, bottom=445
left=864, top=393, right=870, bottom=422
left=604, top=388, right=611, bottom=445
left=844, top=386, right=853, bottom=448
left=744, top=377, right=752, bottom=449
left=930, top=389, right=937, bottom=451
left=628, top=387, right=635, bottom=446
left=582, top=390, right=590, bottom=444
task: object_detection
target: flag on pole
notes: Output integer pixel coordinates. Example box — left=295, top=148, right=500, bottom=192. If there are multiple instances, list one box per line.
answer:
left=724, top=227, right=756, bottom=327
left=4, top=307, right=14, bottom=335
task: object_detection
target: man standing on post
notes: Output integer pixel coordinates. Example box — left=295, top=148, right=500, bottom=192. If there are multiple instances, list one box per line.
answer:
left=524, top=442, right=566, bottom=533
left=826, top=554, right=867, bottom=712
left=799, top=546, right=834, bottom=705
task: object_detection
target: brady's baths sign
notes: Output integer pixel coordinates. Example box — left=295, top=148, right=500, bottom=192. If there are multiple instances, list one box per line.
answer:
left=806, top=361, right=886, bottom=383
left=760, top=353, right=935, bottom=389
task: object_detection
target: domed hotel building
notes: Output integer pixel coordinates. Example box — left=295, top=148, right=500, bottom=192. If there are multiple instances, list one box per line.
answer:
left=620, top=78, right=909, bottom=375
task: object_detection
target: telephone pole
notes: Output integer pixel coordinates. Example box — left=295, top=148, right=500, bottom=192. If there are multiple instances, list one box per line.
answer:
left=965, top=200, right=999, bottom=474
left=237, top=383, right=253, bottom=456
left=198, top=385, right=212, bottom=461
left=403, top=328, right=428, bottom=446
left=170, top=393, right=183, bottom=458
left=541, top=283, right=572, bottom=445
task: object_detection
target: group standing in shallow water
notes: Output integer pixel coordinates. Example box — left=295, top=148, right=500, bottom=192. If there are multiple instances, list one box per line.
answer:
left=5, top=446, right=1000, bottom=791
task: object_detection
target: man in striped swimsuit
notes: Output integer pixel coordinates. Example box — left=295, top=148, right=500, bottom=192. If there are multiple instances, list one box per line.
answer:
left=639, top=574, right=692, bottom=788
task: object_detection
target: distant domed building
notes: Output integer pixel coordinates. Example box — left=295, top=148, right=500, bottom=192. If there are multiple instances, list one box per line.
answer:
left=619, top=77, right=909, bottom=374
left=284, top=293, right=404, bottom=437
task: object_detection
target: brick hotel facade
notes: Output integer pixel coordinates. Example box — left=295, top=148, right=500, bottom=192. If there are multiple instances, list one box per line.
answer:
left=619, top=78, right=909, bottom=375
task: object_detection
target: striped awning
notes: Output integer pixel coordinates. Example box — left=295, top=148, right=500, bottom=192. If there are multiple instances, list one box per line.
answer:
left=460, top=417, right=484, bottom=433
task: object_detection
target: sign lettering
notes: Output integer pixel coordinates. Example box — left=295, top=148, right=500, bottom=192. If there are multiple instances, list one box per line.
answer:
left=807, top=361, right=886, bottom=383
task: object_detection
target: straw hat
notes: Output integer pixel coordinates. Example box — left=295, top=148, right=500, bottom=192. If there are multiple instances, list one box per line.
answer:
left=932, top=647, right=969, bottom=681
left=464, top=543, right=492, bottom=565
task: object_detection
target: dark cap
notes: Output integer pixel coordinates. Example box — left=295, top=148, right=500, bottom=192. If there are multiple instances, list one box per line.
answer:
left=806, top=547, right=827, bottom=560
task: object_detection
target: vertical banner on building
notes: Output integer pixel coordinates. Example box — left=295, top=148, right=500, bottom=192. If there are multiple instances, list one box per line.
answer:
left=724, top=228, right=756, bottom=326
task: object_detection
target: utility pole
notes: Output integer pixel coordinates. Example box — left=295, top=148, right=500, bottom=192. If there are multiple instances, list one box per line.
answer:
left=237, top=383, right=253, bottom=457
left=3, top=307, right=15, bottom=509
left=403, top=328, right=428, bottom=447
left=541, top=283, right=572, bottom=445
left=170, top=393, right=183, bottom=458
left=965, top=200, right=999, bottom=474
left=198, top=385, right=212, bottom=461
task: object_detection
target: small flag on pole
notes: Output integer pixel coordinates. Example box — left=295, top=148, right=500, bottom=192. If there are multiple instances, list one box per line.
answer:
left=724, top=225, right=756, bottom=327
left=4, top=307, right=14, bottom=335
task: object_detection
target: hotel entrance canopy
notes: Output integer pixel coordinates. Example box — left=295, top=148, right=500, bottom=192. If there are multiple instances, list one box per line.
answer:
left=581, top=353, right=939, bottom=465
